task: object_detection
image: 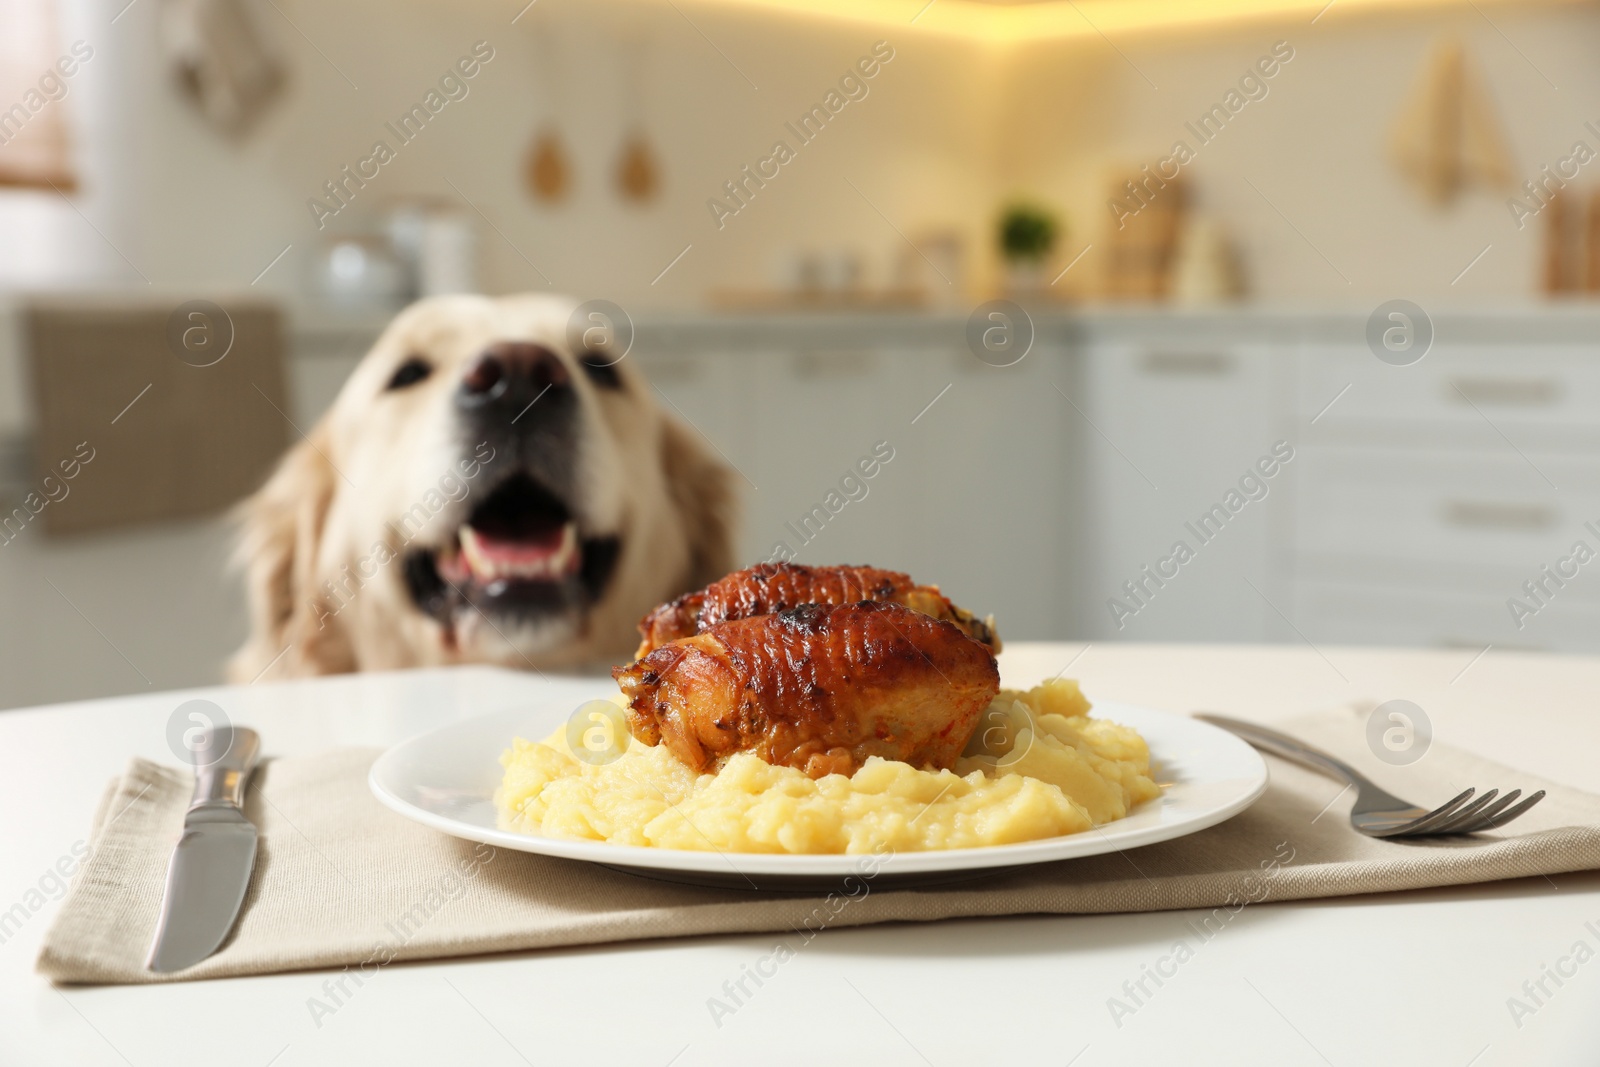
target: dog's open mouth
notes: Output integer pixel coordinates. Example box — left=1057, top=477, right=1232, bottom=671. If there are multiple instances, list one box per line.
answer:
left=441, top=475, right=578, bottom=585
left=403, top=474, right=621, bottom=636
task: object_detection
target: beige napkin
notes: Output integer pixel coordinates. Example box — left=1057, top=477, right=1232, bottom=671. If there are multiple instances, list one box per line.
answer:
left=39, top=705, right=1600, bottom=984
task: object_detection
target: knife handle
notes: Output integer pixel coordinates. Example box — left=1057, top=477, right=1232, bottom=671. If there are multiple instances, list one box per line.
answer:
left=191, top=727, right=261, bottom=810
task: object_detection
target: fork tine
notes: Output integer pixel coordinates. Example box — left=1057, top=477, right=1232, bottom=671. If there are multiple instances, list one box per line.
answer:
left=1447, top=789, right=1521, bottom=834
left=1392, top=787, right=1476, bottom=834
left=1470, top=790, right=1547, bottom=833
left=1424, top=789, right=1499, bottom=835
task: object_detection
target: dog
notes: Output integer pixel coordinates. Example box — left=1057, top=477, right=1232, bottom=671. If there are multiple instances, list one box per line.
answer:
left=228, top=293, right=737, bottom=681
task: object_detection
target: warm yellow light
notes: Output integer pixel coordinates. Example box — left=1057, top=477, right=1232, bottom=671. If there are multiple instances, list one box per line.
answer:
left=684, top=0, right=1579, bottom=45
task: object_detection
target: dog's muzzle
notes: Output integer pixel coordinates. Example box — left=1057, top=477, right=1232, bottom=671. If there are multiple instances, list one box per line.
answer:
left=401, top=341, right=622, bottom=641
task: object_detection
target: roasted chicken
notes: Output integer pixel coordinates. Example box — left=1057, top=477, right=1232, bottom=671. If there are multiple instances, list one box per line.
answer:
left=614, top=600, right=1001, bottom=778
left=634, top=562, right=1000, bottom=658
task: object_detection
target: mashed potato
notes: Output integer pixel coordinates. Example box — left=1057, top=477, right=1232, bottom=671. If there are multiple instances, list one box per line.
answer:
left=494, top=679, right=1161, bottom=854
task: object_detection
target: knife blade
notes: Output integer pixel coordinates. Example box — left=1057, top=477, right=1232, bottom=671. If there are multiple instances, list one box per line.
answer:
left=146, top=725, right=261, bottom=973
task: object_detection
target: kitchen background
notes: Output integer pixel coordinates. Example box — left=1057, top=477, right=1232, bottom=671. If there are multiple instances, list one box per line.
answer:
left=2, top=0, right=1597, bottom=707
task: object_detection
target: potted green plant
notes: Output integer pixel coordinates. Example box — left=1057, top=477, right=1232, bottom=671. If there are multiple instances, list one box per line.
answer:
left=997, top=201, right=1060, bottom=295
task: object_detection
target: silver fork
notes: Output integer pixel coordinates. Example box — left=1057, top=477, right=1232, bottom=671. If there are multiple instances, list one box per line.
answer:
left=1195, top=713, right=1546, bottom=838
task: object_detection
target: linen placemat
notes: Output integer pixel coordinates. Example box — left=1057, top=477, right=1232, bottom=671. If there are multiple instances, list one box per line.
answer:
left=38, top=704, right=1600, bottom=984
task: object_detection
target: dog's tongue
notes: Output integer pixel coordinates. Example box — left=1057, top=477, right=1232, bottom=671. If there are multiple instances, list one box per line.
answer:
left=457, top=523, right=578, bottom=581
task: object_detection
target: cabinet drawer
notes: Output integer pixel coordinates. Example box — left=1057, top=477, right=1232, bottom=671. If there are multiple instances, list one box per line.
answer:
left=1293, top=579, right=1600, bottom=653
left=1300, top=344, right=1600, bottom=443
left=1295, top=446, right=1600, bottom=588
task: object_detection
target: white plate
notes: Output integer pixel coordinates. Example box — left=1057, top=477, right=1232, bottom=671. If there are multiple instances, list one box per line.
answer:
left=369, top=693, right=1269, bottom=889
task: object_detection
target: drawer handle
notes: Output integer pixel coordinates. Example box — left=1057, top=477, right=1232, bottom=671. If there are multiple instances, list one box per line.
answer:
left=794, top=351, right=871, bottom=379
left=1441, top=637, right=1546, bottom=653
left=645, top=359, right=701, bottom=382
left=1441, top=500, right=1557, bottom=530
left=1447, top=377, right=1562, bottom=406
left=1141, top=352, right=1233, bottom=376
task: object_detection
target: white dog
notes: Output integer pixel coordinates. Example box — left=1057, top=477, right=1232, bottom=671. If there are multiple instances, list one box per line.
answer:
left=229, top=293, right=736, bottom=680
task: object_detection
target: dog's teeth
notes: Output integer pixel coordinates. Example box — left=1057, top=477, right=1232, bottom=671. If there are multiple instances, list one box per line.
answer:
left=551, top=523, right=578, bottom=574
left=457, top=522, right=579, bottom=582
left=459, top=526, right=490, bottom=578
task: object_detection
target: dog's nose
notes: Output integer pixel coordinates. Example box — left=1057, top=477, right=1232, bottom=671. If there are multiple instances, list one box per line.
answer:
left=457, top=343, right=571, bottom=409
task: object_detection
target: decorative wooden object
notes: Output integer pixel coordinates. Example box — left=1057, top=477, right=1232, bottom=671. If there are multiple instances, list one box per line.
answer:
left=1102, top=171, right=1187, bottom=301
left=1586, top=190, right=1600, bottom=293
left=1389, top=39, right=1512, bottom=206
left=1542, top=192, right=1588, bottom=295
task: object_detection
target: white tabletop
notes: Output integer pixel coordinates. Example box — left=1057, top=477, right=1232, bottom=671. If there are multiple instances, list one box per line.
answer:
left=3, top=642, right=1597, bottom=1066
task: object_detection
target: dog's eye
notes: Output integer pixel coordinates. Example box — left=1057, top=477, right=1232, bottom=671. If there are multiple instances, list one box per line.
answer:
left=578, top=351, right=624, bottom=391
left=386, top=357, right=433, bottom=391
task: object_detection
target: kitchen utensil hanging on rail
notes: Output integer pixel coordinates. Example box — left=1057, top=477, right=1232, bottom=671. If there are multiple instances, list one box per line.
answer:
left=522, top=13, right=571, bottom=204
left=615, top=32, right=660, bottom=203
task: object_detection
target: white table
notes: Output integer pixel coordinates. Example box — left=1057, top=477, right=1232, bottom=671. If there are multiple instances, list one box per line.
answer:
left=4, top=643, right=1598, bottom=1066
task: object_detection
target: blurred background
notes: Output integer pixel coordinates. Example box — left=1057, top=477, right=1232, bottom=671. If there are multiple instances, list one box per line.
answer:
left=2, top=0, right=1597, bottom=708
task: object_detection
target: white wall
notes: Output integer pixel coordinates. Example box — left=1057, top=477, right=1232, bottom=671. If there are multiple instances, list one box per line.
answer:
left=1007, top=4, right=1600, bottom=305
left=13, top=0, right=1599, bottom=308
left=40, top=0, right=994, bottom=310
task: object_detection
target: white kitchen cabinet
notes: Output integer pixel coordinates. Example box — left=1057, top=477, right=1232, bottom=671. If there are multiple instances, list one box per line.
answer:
left=1292, top=443, right=1591, bottom=595
left=1300, top=339, right=1600, bottom=451
left=627, top=311, right=1600, bottom=652
left=288, top=315, right=387, bottom=425
left=1291, top=578, right=1600, bottom=655
left=1295, top=332, right=1600, bottom=652
left=635, top=346, right=752, bottom=493
left=737, top=345, right=920, bottom=573
left=885, top=340, right=1075, bottom=639
left=633, top=324, right=1076, bottom=640
left=1080, top=335, right=1296, bottom=642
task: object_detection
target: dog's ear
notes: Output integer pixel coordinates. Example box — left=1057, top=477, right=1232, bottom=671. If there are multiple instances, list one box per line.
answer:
left=659, top=414, right=738, bottom=592
left=226, top=425, right=355, bottom=682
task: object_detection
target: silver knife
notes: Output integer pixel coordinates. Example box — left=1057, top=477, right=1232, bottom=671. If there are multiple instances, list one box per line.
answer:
left=146, top=725, right=261, bottom=973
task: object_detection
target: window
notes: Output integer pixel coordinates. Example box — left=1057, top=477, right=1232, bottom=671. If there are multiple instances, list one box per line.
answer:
left=0, top=0, right=79, bottom=191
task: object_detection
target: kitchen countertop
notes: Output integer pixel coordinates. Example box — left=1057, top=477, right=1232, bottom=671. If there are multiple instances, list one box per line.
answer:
left=3, top=297, right=1597, bottom=441
left=282, top=300, right=1600, bottom=353
left=2, top=642, right=1597, bottom=1066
